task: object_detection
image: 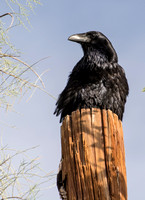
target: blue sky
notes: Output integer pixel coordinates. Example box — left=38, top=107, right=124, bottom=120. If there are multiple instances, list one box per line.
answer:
left=1, top=0, right=145, bottom=199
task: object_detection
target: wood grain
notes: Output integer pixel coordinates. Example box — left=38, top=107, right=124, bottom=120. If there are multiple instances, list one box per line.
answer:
left=61, top=108, right=127, bottom=200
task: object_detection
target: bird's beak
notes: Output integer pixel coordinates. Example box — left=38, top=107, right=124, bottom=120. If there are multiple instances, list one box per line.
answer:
left=68, top=33, right=90, bottom=43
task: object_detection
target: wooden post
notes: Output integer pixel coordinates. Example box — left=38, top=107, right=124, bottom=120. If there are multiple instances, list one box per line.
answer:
left=61, top=108, right=127, bottom=200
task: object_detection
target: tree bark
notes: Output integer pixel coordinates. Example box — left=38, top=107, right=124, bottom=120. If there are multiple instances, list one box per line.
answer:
left=61, top=108, right=127, bottom=200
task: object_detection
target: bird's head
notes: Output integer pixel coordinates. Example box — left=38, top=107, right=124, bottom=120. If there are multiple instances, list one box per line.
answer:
left=68, top=31, right=118, bottom=63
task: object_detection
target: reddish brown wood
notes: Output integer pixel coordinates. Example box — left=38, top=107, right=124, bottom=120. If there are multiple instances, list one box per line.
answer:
left=61, top=108, right=127, bottom=200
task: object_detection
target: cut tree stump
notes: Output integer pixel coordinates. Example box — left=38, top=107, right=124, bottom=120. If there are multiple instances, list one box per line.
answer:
left=61, top=108, right=127, bottom=200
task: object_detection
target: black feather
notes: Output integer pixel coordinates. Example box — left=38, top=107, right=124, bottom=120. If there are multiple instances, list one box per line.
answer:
left=54, top=31, right=129, bottom=122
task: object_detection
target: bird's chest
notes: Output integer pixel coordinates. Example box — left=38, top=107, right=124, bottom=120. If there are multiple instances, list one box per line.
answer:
left=76, top=70, right=120, bottom=103
left=77, top=80, right=107, bottom=105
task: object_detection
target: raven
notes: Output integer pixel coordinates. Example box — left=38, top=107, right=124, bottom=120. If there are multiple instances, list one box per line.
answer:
left=54, top=31, right=129, bottom=122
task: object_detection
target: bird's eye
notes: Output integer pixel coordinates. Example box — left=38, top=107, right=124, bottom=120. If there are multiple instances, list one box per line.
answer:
left=86, top=32, right=96, bottom=39
left=91, top=33, right=97, bottom=38
left=92, top=35, right=96, bottom=39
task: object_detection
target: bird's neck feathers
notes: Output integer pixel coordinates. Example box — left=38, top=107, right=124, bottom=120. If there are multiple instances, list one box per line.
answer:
left=81, top=46, right=109, bottom=69
left=86, top=47, right=108, bottom=62
left=82, top=44, right=118, bottom=64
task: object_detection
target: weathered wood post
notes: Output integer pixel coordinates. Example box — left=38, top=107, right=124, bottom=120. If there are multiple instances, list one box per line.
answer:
left=61, top=108, right=127, bottom=200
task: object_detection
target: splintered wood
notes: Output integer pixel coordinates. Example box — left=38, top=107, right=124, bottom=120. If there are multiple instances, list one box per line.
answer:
left=61, top=108, right=127, bottom=200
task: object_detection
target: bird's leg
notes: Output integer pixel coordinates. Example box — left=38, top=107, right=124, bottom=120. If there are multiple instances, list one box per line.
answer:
left=57, top=159, right=67, bottom=200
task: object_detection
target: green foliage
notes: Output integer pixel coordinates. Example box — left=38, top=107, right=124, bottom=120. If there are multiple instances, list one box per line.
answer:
left=5, top=0, right=41, bottom=28
left=0, top=2, right=56, bottom=200
left=0, top=144, right=55, bottom=199
left=0, top=1, right=46, bottom=110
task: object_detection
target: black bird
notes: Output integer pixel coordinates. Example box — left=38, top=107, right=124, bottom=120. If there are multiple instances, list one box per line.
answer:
left=54, top=31, right=129, bottom=122
left=55, top=31, right=129, bottom=200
